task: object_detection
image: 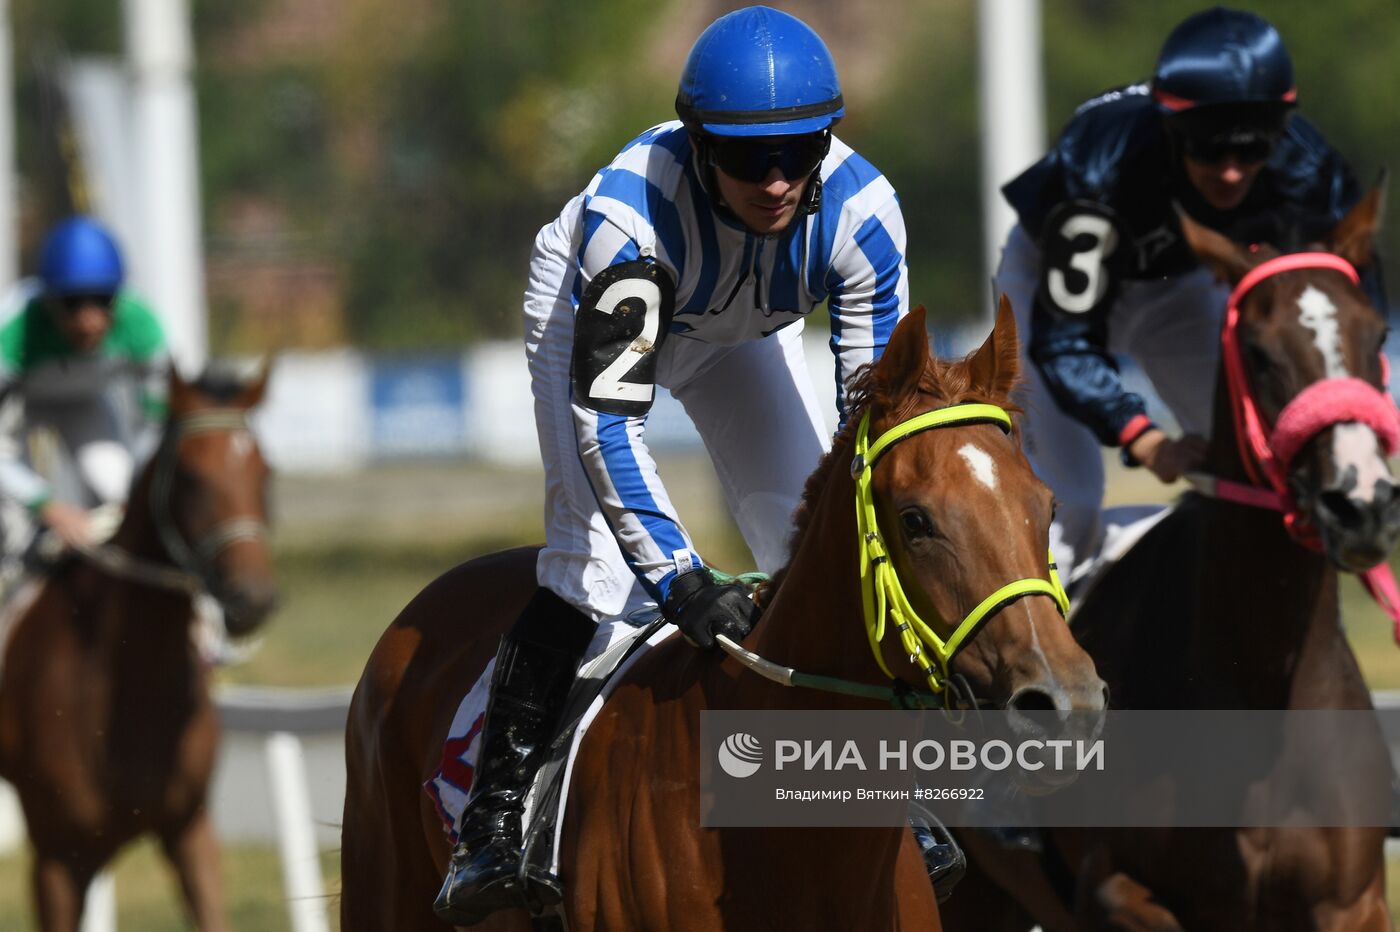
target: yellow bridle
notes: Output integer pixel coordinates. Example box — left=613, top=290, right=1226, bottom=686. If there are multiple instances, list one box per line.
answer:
left=852, top=403, right=1070, bottom=696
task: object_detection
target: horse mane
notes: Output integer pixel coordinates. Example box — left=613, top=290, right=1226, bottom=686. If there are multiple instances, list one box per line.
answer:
left=758, top=349, right=1020, bottom=605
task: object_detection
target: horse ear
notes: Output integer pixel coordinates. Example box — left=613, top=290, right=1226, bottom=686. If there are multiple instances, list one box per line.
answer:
left=874, top=306, right=930, bottom=400
left=167, top=362, right=192, bottom=413
left=1328, top=174, right=1387, bottom=268
left=967, top=294, right=1020, bottom=400
left=1177, top=206, right=1262, bottom=284
left=237, top=356, right=274, bottom=409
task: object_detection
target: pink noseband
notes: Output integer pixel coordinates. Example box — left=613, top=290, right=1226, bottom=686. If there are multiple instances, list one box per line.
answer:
left=1271, top=377, right=1400, bottom=476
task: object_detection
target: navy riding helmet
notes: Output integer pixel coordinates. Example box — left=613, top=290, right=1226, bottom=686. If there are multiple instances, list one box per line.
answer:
left=1152, top=7, right=1297, bottom=148
left=39, top=216, right=125, bottom=297
left=676, top=6, right=842, bottom=214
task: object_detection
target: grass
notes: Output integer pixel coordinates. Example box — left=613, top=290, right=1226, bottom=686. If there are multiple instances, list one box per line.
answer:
left=0, top=841, right=342, bottom=932
left=222, top=459, right=753, bottom=688
left=222, top=537, right=502, bottom=687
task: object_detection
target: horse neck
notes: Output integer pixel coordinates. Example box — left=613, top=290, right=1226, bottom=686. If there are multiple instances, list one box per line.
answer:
left=108, top=455, right=167, bottom=565
left=100, top=452, right=196, bottom=625
left=1202, top=364, right=1255, bottom=485
left=1191, top=366, right=1338, bottom=697
left=718, top=423, right=913, bottom=900
left=737, top=426, right=891, bottom=709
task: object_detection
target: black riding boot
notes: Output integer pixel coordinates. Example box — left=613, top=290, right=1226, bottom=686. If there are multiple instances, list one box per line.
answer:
left=433, top=588, right=592, bottom=926
left=909, top=805, right=967, bottom=903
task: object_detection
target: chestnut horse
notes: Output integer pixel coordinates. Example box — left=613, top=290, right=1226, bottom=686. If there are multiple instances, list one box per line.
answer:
left=942, top=190, right=1397, bottom=932
left=341, top=303, right=1108, bottom=931
left=0, top=368, right=278, bottom=932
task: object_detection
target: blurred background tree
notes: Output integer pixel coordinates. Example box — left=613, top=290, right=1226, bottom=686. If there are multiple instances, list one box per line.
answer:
left=5, top=0, right=1397, bottom=352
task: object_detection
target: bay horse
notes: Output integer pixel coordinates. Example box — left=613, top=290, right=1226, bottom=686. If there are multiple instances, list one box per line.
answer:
left=341, top=302, right=1108, bottom=931
left=0, top=366, right=279, bottom=932
left=941, top=188, right=1397, bottom=932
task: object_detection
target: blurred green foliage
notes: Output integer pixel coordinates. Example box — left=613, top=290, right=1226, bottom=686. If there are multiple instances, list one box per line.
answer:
left=7, top=1, right=1399, bottom=348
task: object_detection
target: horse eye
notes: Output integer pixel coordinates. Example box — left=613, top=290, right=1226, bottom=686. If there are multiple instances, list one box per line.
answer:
left=900, top=507, right=935, bottom=540
left=1244, top=342, right=1271, bottom=373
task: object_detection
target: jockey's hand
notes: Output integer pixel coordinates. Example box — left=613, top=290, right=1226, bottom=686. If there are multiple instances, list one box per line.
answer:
left=1128, top=429, right=1208, bottom=484
left=37, top=500, right=93, bottom=548
left=662, top=568, right=761, bottom=651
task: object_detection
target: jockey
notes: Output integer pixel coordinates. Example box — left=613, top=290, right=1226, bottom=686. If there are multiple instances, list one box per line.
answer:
left=996, top=7, right=1383, bottom=577
left=0, top=216, right=168, bottom=565
left=436, top=6, right=916, bottom=923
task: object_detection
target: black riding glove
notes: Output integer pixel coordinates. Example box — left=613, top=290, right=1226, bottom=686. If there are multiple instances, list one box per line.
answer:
left=661, top=567, right=761, bottom=650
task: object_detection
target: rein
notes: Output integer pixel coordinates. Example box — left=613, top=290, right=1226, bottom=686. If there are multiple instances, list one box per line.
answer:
left=1202, top=251, right=1400, bottom=638
left=73, top=409, right=267, bottom=597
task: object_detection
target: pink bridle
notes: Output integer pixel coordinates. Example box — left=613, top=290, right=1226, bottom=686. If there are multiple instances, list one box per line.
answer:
left=1216, top=251, right=1400, bottom=639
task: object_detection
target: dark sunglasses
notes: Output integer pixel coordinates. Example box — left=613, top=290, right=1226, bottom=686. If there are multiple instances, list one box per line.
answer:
left=1181, top=130, right=1277, bottom=166
left=708, top=132, right=830, bottom=183
left=56, top=293, right=115, bottom=314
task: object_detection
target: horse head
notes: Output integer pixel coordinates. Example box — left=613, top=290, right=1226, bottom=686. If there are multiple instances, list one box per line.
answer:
left=1181, top=184, right=1400, bottom=572
left=155, top=363, right=279, bottom=635
left=851, top=300, right=1108, bottom=721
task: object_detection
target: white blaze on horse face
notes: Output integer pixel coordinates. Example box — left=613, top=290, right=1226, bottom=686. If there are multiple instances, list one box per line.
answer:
left=1330, top=423, right=1393, bottom=503
left=1296, top=285, right=1347, bottom=378
left=1021, top=600, right=1051, bottom=674
left=958, top=443, right=997, bottom=491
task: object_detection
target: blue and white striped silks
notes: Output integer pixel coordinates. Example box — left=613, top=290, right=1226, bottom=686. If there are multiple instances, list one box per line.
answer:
left=540, top=120, right=908, bottom=604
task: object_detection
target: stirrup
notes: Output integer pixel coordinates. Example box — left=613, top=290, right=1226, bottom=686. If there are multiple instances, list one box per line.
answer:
left=910, top=804, right=967, bottom=903
left=434, top=836, right=564, bottom=923
left=434, top=833, right=526, bottom=924
left=519, top=863, right=564, bottom=914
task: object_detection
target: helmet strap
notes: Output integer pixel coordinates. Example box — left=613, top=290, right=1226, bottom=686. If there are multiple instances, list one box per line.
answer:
left=798, top=172, right=823, bottom=217
left=688, top=132, right=742, bottom=228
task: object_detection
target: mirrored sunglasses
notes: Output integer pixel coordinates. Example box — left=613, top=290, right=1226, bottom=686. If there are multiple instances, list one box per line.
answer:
left=1182, top=130, right=1277, bottom=166
left=709, top=133, right=830, bottom=184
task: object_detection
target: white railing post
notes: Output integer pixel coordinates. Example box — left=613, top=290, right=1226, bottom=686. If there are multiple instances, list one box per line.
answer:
left=0, top=0, right=17, bottom=289
left=977, top=0, right=1046, bottom=322
left=121, top=0, right=208, bottom=372
left=265, top=731, right=330, bottom=932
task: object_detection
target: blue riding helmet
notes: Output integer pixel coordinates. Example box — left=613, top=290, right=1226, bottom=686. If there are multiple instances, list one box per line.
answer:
left=39, top=216, right=125, bottom=296
left=1152, top=7, right=1295, bottom=118
left=675, top=6, right=844, bottom=138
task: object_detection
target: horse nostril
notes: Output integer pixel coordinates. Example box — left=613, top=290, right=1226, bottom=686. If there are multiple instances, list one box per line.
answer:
left=1374, top=480, right=1398, bottom=509
left=1317, top=489, right=1366, bottom=531
left=1008, top=686, right=1058, bottom=714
